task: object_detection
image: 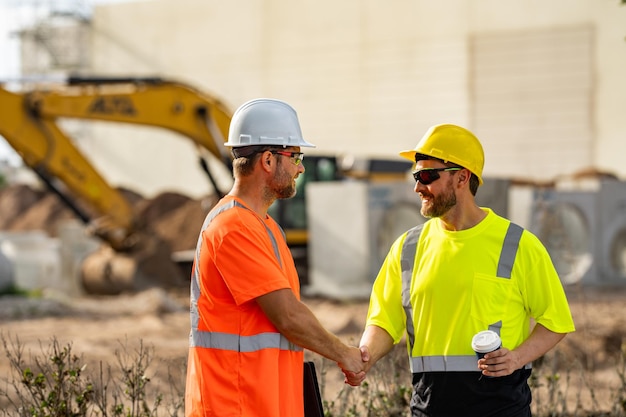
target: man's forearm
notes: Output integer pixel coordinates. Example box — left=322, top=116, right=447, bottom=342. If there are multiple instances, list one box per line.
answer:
left=257, top=289, right=363, bottom=372
left=359, top=324, right=395, bottom=370
left=512, top=323, right=568, bottom=367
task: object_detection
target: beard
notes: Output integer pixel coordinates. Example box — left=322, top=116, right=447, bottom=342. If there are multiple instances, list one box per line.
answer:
left=420, top=177, right=457, bottom=218
left=273, top=160, right=297, bottom=199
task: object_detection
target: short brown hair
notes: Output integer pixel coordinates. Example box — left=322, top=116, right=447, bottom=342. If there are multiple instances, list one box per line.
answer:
left=231, top=146, right=286, bottom=176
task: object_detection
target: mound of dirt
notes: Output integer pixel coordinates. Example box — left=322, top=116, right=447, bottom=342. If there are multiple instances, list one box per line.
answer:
left=0, top=184, right=47, bottom=230
left=151, top=196, right=219, bottom=252
left=135, top=191, right=194, bottom=225
left=131, top=191, right=219, bottom=252
left=0, top=183, right=213, bottom=253
left=8, top=192, right=76, bottom=236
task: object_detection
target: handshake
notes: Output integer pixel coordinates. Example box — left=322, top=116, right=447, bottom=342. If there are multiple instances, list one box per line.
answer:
left=339, top=345, right=371, bottom=386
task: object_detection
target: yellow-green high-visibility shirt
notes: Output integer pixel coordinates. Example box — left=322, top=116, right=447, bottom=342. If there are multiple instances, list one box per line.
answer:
left=366, top=208, right=575, bottom=372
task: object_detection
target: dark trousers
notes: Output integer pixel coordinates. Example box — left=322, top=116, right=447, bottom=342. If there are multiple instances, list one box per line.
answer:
left=410, top=368, right=532, bottom=417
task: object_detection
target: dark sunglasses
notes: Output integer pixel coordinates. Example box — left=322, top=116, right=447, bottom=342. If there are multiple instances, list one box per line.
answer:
left=412, top=167, right=461, bottom=185
left=271, top=151, right=304, bottom=165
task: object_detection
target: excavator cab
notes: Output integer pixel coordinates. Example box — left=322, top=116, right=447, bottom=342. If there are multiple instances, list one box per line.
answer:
left=268, top=154, right=342, bottom=285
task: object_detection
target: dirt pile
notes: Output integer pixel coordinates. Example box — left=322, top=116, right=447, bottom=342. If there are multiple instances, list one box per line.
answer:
left=0, top=183, right=216, bottom=253
left=135, top=191, right=219, bottom=252
left=0, top=184, right=49, bottom=230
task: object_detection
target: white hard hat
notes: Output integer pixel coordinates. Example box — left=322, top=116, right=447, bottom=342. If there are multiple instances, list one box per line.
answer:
left=225, top=98, right=316, bottom=148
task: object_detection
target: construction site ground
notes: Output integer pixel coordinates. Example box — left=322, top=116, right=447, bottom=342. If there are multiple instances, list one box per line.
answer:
left=1, top=184, right=625, bottom=413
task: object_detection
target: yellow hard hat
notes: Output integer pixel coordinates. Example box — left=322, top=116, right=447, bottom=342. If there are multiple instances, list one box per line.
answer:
left=399, top=124, right=484, bottom=185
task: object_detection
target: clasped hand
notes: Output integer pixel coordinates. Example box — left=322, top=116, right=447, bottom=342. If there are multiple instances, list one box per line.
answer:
left=339, top=346, right=370, bottom=386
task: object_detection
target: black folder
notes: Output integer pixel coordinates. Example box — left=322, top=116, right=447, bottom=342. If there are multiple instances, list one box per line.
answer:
left=303, top=361, right=324, bottom=417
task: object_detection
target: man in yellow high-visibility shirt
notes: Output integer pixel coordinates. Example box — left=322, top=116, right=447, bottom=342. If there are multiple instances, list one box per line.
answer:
left=345, top=124, right=575, bottom=417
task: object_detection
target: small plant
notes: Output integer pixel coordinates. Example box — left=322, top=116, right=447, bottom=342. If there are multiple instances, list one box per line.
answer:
left=0, top=334, right=95, bottom=417
left=94, top=339, right=164, bottom=417
left=611, top=341, right=626, bottom=416
left=0, top=334, right=184, bottom=417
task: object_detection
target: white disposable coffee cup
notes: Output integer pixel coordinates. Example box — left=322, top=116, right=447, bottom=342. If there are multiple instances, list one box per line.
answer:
left=471, top=330, right=502, bottom=359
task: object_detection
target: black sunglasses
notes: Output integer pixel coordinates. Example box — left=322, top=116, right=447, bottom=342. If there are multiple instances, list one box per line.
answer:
left=412, top=167, right=461, bottom=185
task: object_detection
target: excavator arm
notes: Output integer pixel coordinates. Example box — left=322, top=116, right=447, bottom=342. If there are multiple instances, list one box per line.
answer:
left=0, top=77, right=232, bottom=250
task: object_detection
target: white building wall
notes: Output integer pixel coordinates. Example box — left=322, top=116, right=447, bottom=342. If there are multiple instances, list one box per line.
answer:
left=471, top=26, right=594, bottom=179
left=82, top=0, right=626, bottom=198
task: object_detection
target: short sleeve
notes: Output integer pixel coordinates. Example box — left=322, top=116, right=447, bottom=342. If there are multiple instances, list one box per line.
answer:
left=212, top=218, right=291, bottom=305
left=366, top=234, right=409, bottom=344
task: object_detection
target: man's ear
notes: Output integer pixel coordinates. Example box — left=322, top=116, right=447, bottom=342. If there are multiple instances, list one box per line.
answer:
left=261, top=151, right=273, bottom=172
left=458, top=169, right=470, bottom=185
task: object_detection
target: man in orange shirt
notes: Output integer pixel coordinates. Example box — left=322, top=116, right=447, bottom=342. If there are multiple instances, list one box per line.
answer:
left=185, top=98, right=365, bottom=417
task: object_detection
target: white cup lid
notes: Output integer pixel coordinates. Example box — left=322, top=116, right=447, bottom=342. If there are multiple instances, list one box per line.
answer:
left=471, top=330, right=501, bottom=353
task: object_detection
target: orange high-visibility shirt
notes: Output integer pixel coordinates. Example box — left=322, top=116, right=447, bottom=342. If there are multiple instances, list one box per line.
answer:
left=185, top=196, right=304, bottom=417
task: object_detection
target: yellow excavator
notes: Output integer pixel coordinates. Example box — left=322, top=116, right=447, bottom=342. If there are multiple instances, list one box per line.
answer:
left=0, top=76, right=410, bottom=295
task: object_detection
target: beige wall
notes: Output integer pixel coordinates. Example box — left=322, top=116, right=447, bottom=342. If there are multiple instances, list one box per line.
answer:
left=85, top=0, right=626, bottom=197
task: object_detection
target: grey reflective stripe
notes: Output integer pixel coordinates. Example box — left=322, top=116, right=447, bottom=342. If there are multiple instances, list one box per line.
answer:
left=400, top=221, right=527, bottom=373
left=410, top=355, right=532, bottom=372
left=411, top=355, right=484, bottom=372
left=488, top=321, right=502, bottom=335
left=497, top=223, right=523, bottom=279
left=189, top=200, right=300, bottom=353
left=191, top=330, right=302, bottom=353
left=401, top=225, right=423, bottom=353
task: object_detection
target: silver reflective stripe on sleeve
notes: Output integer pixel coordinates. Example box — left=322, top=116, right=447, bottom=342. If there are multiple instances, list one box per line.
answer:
left=400, top=221, right=529, bottom=372
left=189, top=200, right=301, bottom=352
